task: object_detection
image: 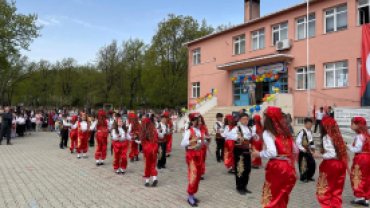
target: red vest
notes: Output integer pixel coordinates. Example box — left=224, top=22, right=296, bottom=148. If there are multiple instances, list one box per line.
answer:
left=189, top=128, right=204, bottom=150
left=275, top=136, right=293, bottom=157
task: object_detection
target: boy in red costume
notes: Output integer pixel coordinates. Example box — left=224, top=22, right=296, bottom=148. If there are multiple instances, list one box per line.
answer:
left=69, top=115, right=78, bottom=153
left=77, top=113, right=90, bottom=159
left=94, top=110, right=109, bottom=166
left=128, top=113, right=141, bottom=162
left=140, top=118, right=158, bottom=187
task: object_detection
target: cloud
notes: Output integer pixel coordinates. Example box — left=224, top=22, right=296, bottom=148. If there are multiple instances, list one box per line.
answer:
left=37, top=16, right=61, bottom=26
left=37, top=19, right=50, bottom=26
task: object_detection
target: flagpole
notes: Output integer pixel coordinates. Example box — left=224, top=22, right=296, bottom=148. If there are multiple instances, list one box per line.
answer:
left=307, top=0, right=310, bottom=118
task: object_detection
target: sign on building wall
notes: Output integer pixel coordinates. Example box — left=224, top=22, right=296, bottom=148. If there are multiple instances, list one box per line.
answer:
left=232, top=67, right=254, bottom=77
left=335, top=107, right=370, bottom=127
left=256, top=62, right=286, bottom=75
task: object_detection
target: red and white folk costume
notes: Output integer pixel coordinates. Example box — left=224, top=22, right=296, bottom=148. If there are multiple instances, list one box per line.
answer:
left=128, top=113, right=141, bottom=162
left=94, top=110, right=109, bottom=165
left=200, top=116, right=210, bottom=178
left=222, top=115, right=236, bottom=172
left=165, top=112, right=174, bottom=156
left=251, top=115, right=263, bottom=167
left=258, top=107, right=298, bottom=208
left=140, top=118, right=158, bottom=187
left=111, top=119, right=131, bottom=174
left=316, top=116, right=349, bottom=208
left=77, top=114, right=90, bottom=159
left=349, top=117, right=370, bottom=206
left=69, top=115, right=78, bottom=153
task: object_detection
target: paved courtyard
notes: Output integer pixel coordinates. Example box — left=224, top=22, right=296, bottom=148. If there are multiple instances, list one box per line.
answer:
left=0, top=132, right=357, bottom=208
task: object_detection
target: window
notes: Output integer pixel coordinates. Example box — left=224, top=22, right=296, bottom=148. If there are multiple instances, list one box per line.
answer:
left=234, top=35, right=245, bottom=55
left=192, top=49, right=200, bottom=65
left=359, top=0, right=370, bottom=25
left=325, top=61, right=348, bottom=88
left=296, top=117, right=305, bottom=125
left=252, top=29, right=265, bottom=50
left=325, top=5, right=347, bottom=33
left=296, top=14, right=316, bottom=40
left=296, top=66, right=315, bottom=90
left=358, top=59, right=362, bottom=86
left=279, top=74, right=289, bottom=93
left=192, top=82, right=200, bottom=98
left=272, top=22, right=288, bottom=45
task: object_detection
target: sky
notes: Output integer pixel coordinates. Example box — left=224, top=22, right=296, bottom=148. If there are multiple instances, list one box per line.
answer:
left=16, top=0, right=305, bottom=65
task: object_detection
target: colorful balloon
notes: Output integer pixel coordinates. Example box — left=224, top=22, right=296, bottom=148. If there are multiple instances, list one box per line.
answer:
left=208, top=95, right=212, bottom=99
left=264, top=78, right=268, bottom=82
left=262, top=74, right=266, bottom=78
left=212, top=88, right=214, bottom=92
left=267, top=97, right=272, bottom=101
left=271, top=94, right=275, bottom=99
left=273, top=71, right=278, bottom=75
left=189, top=103, right=193, bottom=107
left=263, top=98, right=267, bottom=102
left=214, top=89, right=218, bottom=93
left=275, top=83, right=280, bottom=88
left=275, top=88, right=280, bottom=93
left=250, top=108, right=254, bottom=113
left=253, top=105, right=256, bottom=109
left=271, top=77, right=275, bottom=81
left=260, top=78, right=264, bottom=82
left=275, top=75, right=279, bottom=79
left=197, top=100, right=201, bottom=103
left=256, top=106, right=261, bottom=111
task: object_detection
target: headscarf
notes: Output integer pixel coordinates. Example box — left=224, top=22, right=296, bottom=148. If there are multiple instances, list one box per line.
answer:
left=254, top=115, right=263, bottom=134
left=322, top=116, right=350, bottom=173
left=266, top=106, right=292, bottom=139
left=352, top=117, right=370, bottom=143
left=97, top=110, right=107, bottom=127
left=225, top=114, right=236, bottom=130
left=71, top=115, right=78, bottom=124
left=140, top=118, right=154, bottom=141
left=129, top=113, right=140, bottom=131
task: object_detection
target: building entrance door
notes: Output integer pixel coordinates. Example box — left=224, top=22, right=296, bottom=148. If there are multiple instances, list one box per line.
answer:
left=233, top=82, right=249, bottom=106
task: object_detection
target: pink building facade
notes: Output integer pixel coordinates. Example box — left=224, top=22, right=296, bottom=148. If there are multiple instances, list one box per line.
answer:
left=185, top=0, right=367, bottom=124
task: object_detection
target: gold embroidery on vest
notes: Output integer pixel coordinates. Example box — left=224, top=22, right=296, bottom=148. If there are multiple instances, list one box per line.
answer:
left=158, top=145, right=163, bottom=158
left=352, top=164, right=362, bottom=189
left=262, top=181, right=272, bottom=207
left=237, top=155, right=244, bottom=178
left=224, top=147, right=229, bottom=163
left=317, top=173, right=328, bottom=199
left=190, top=160, right=197, bottom=185
left=300, top=157, right=307, bottom=175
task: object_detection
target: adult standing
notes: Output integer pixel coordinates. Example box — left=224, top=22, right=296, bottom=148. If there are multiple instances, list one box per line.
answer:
left=47, top=110, right=55, bottom=132
left=314, top=107, right=325, bottom=135
left=0, top=106, right=13, bottom=145
left=327, top=106, right=335, bottom=118
left=247, top=82, right=256, bottom=105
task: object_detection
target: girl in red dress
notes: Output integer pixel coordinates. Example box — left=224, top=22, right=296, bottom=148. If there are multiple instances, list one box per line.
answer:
left=111, top=117, right=131, bottom=174
left=140, top=118, right=158, bottom=187
left=251, top=115, right=263, bottom=169
left=313, top=116, right=349, bottom=208
left=223, top=115, right=236, bottom=173
left=252, top=107, right=298, bottom=208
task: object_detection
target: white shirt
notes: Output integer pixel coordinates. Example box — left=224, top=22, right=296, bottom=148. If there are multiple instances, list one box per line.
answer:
left=80, top=121, right=88, bottom=132
left=349, top=134, right=364, bottom=153
left=71, top=122, right=78, bottom=130
left=260, top=131, right=278, bottom=159
left=157, top=122, right=169, bottom=139
left=62, top=120, right=71, bottom=127
left=316, top=111, right=325, bottom=120
left=322, top=135, right=337, bottom=159
left=213, top=121, right=224, bottom=134
left=224, top=125, right=252, bottom=141
left=90, top=120, right=97, bottom=131
left=112, top=127, right=131, bottom=141
left=181, top=127, right=209, bottom=149
left=17, top=117, right=25, bottom=125
left=251, top=125, right=260, bottom=141
left=296, top=128, right=315, bottom=151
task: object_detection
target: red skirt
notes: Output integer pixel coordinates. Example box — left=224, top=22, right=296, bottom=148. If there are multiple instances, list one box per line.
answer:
left=252, top=138, right=263, bottom=166
left=224, top=140, right=235, bottom=169
left=261, top=159, right=297, bottom=208
left=316, top=159, right=346, bottom=208
left=351, top=153, right=370, bottom=200
left=200, top=145, right=207, bottom=175
left=186, top=149, right=202, bottom=195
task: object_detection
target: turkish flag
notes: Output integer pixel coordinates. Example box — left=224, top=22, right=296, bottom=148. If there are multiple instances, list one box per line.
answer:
left=361, top=24, right=370, bottom=106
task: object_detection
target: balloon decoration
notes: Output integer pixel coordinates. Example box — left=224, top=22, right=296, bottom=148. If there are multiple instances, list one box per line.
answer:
left=267, top=97, right=272, bottom=101
left=250, top=108, right=254, bottom=113
left=214, top=89, right=218, bottom=93
left=256, top=106, right=261, bottom=111
left=263, top=98, right=267, bottom=102
left=271, top=95, right=275, bottom=99
left=197, top=100, right=201, bottom=103
left=231, top=72, right=281, bottom=84
left=208, top=95, right=212, bottom=99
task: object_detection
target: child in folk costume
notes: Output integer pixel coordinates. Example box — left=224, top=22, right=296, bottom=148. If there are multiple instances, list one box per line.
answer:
left=11, top=113, right=16, bottom=138
left=59, top=114, right=71, bottom=149
left=251, top=107, right=298, bottom=208
left=111, top=116, right=131, bottom=174
left=347, top=117, right=370, bottom=206
left=16, top=113, right=26, bottom=137
left=214, top=113, right=225, bottom=163
left=296, top=118, right=316, bottom=183
left=77, top=113, right=91, bottom=159
left=156, top=114, right=169, bottom=169
left=251, top=115, right=263, bottom=169
left=70, top=115, right=79, bottom=153
left=312, top=116, right=349, bottom=208
left=128, top=113, right=141, bottom=162
left=222, top=115, right=236, bottom=174
left=199, top=116, right=211, bottom=180
left=94, top=110, right=109, bottom=166
left=165, top=112, right=174, bottom=157
left=140, top=118, right=158, bottom=187
left=181, top=113, right=209, bottom=207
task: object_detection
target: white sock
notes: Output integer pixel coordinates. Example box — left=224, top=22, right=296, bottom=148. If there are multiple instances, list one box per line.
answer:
left=115, top=169, right=120, bottom=173
left=101, top=160, right=104, bottom=163
left=153, top=176, right=157, bottom=181
left=77, top=154, right=80, bottom=157
left=355, top=197, right=365, bottom=202
left=83, top=153, right=86, bottom=157
left=366, top=200, right=369, bottom=204
left=229, top=167, right=232, bottom=170
left=96, top=160, right=99, bottom=163
left=120, top=168, right=125, bottom=172
left=145, top=178, right=150, bottom=183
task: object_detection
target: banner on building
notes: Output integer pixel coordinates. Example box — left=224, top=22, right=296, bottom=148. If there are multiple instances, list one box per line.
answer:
left=256, top=62, right=286, bottom=75
left=334, top=107, right=370, bottom=127
left=361, top=24, right=370, bottom=106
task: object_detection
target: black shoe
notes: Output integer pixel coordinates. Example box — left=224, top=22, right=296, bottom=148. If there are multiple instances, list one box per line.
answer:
left=135, top=156, right=139, bottom=161
left=83, top=155, right=87, bottom=158
left=166, top=154, right=170, bottom=157
left=300, top=179, right=309, bottom=183
left=64, top=145, right=67, bottom=148
left=130, top=158, right=134, bottom=163
left=187, top=199, right=198, bottom=207
left=96, top=162, right=100, bottom=166
left=237, top=189, right=246, bottom=195
left=100, top=162, right=104, bottom=166
left=145, top=183, right=150, bottom=187
left=120, top=171, right=125, bottom=175
left=252, top=165, right=260, bottom=169
left=71, top=150, right=74, bottom=153
left=350, top=200, right=369, bottom=207
left=194, top=198, right=200, bottom=204
left=152, top=180, right=158, bottom=187
left=228, top=169, right=236, bottom=174
left=157, top=165, right=162, bottom=169
left=115, top=171, right=121, bottom=175
left=245, top=189, right=252, bottom=194
left=200, top=176, right=205, bottom=180
left=7, top=142, right=12, bottom=145
left=308, top=178, right=315, bottom=182
left=60, top=147, right=64, bottom=149
left=161, top=165, right=166, bottom=169
left=217, top=160, right=221, bottom=163
left=77, top=156, right=81, bottom=159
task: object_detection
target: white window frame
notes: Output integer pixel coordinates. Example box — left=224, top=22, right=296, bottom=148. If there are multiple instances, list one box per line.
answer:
left=324, top=5, right=348, bottom=33
left=192, top=49, right=201, bottom=65
left=192, top=82, right=200, bottom=98
left=296, top=117, right=305, bottom=125
left=296, top=14, right=316, bottom=40
left=295, top=66, right=315, bottom=90
left=252, top=29, right=265, bottom=50
left=324, top=61, right=349, bottom=88
left=358, top=59, right=362, bottom=86
left=272, top=22, right=288, bottom=45
left=233, top=35, right=245, bottom=55
left=358, top=0, right=370, bottom=25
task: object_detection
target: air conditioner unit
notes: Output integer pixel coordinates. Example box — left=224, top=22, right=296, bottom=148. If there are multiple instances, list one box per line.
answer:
left=276, top=39, right=291, bottom=51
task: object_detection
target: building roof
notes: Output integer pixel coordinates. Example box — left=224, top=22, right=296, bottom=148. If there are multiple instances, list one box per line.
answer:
left=183, top=0, right=316, bottom=47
